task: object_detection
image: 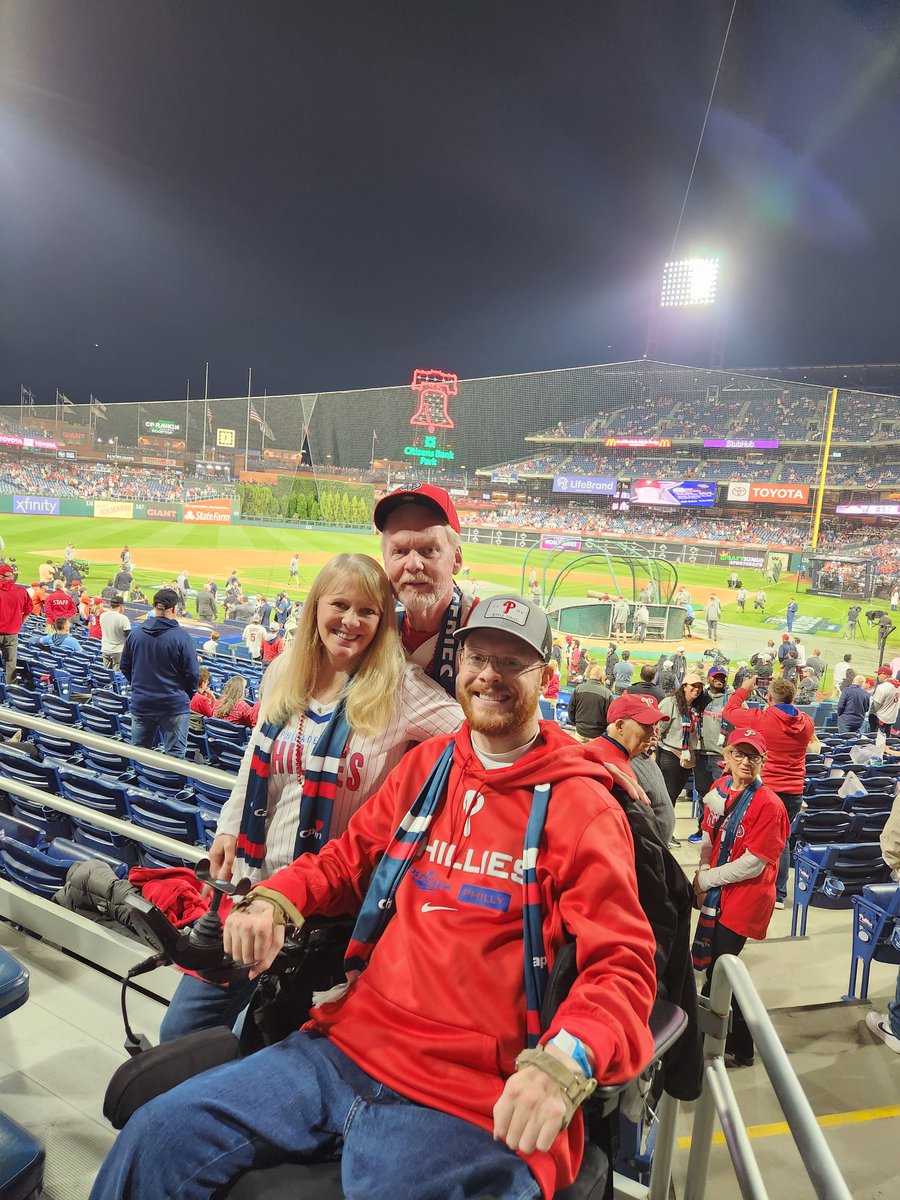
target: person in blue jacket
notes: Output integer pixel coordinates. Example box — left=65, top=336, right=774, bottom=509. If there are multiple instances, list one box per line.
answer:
left=120, top=588, right=200, bottom=758
left=785, top=598, right=799, bottom=633
left=38, top=617, right=83, bottom=655
left=836, top=674, right=870, bottom=736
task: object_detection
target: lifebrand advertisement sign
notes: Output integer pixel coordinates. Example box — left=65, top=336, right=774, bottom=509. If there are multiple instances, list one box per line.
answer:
left=183, top=498, right=232, bottom=525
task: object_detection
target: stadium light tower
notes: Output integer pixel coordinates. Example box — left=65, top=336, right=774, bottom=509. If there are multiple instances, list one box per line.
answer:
left=660, top=256, right=720, bottom=307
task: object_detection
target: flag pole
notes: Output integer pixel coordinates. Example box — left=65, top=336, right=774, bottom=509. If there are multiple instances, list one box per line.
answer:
left=370, top=429, right=376, bottom=469
left=262, top=392, right=267, bottom=454
left=244, top=368, right=252, bottom=473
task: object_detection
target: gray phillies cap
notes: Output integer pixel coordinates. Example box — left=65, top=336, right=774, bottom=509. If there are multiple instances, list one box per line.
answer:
left=454, top=594, right=552, bottom=661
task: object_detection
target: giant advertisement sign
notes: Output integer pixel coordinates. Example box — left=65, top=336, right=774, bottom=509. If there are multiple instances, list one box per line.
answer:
left=13, top=495, right=60, bottom=515
left=704, top=439, right=779, bottom=449
left=184, top=498, right=232, bottom=524
left=552, top=475, right=616, bottom=495
left=135, top=503, right=180, bottom=521
left=93, top=500, right=134, bottom=520
left=630, top=480, right=716, bottom=508
left=726, top=482, right=810, bottom=505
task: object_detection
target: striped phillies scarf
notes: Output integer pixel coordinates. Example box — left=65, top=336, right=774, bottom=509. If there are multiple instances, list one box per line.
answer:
left=344, top=742, right=553, bottom=1048
left=690, top=777, right=761, bottom=971
left=235, top=699, right=352, bottom=873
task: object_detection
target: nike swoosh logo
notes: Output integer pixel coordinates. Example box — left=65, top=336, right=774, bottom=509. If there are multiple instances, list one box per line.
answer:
left=421, top=903, right=456, bottom=913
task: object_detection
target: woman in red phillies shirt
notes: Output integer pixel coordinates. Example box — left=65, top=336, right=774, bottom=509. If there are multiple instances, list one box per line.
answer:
left=691, top=728, right=789, bottom=1068
left=88, top=602, right=104, bottom=639
left=189, top=668, right=217, bottom=730
left=213, top=675, right=259, bottom=729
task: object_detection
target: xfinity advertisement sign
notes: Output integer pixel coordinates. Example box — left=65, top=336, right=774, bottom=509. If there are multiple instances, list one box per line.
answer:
left=14, top=496, right=60, bottom=515
left=552, top=475, right=616, bottom=495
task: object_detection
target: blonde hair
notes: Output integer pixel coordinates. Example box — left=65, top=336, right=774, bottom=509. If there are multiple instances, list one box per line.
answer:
left=260, top=553, right=405, bottom=736
left=216, top=675, right=247, bottom=718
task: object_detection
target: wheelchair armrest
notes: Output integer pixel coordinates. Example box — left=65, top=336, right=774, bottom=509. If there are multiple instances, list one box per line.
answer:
left=586, top=996, right=688, bottom=1117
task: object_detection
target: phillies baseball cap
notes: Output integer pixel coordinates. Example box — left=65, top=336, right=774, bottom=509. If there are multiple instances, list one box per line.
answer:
left=454, top=594, right=552, bottom=660
left=727, top=728, right=767, bottom=755
left=607, top=694, right=671, bottom=725
left=373, top=483, right=460, bottom=534
left=707, top=665, right=727, bottom=678
left=0, top=564, right=14, bottom=578
left=877, top=666, right=892, bottom=676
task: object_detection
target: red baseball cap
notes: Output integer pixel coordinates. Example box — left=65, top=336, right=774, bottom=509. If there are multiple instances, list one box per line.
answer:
left=607, top=694, right=671, bottom=725
left=0, top=564, right=14, bottom=578
left=707, top=665, right=727, bottom=678
left=726, top=728, right=767, bottom=755
left=373, top=483, right=461, bottom=534
left=877, top=666, right=892, bottom=676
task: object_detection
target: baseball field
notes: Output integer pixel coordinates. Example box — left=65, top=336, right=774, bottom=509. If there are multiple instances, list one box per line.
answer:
left=1, top=511, right=882, bottom=652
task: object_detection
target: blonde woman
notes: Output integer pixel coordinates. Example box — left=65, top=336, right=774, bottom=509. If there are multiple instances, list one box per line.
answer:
left=160, top=552, right=463, bottom=1041
left=212, top=675, right=257, bottom=728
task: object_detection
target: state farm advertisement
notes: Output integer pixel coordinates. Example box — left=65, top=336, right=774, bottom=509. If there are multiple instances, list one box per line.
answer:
left=726, top=482, right=810, bottom=505
left=183, top=498, right=232, bottom=524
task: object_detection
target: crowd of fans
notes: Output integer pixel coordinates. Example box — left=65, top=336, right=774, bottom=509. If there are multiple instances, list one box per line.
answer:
left=0, top=454, right=231, bottom=502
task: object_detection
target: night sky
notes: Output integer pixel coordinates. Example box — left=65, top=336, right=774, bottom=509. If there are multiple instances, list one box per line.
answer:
left=2, top=0, right=899, bottom=406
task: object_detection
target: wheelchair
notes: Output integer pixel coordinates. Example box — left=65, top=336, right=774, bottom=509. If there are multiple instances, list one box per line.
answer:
left=104, top=862, right=687, bottom=1200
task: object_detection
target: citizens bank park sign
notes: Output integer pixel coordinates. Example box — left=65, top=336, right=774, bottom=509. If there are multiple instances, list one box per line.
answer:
left=726, top=482, right=810, bottom=505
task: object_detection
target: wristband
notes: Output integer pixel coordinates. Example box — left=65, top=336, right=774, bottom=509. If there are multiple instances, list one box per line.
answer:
left=231, top=892, right=296, bottom=928
left=549, top=1029, right=592, bottom=1079
left=514, top=1047, right=597, bottom=1127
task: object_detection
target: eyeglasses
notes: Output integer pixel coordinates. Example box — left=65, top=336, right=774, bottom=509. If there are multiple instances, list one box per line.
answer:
left=728, top=749, right=762, bottom=763
left=460, top=647, right=545, bottom=677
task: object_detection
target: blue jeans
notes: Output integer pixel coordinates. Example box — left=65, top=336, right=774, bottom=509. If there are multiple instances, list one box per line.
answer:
left=159, top=971, right=259, bottom=1043
left=889, top=970, right=900, bottom=1039
left=89, top=1032, right=540, bottom=1200
left=775, top=791, right=803, bottom=903
left=130, top=711, right=190, bottom=758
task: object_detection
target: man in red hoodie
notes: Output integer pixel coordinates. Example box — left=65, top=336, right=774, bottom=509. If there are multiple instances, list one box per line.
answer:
left=43, top=581, right=78, bottom=628
left=91, top=596, right=656, bottom=1200
left=0, top=564, right=32, bottom=683
left=723, top=674, right=814, bottom=908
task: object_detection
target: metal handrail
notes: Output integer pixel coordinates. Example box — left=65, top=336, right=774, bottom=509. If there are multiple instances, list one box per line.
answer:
left=684, top=954, right=853, bottom=1200
left=0, top=706, right=236, bottom=787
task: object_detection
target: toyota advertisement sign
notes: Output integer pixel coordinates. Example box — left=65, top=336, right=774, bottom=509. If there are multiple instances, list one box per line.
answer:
left=727, top=482, right=810, bottom=505
left=552, top=475, right=616, bottom=495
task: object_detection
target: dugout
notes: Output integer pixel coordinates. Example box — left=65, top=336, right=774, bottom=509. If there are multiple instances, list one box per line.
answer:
left=545, top=597, right=687, bottom=642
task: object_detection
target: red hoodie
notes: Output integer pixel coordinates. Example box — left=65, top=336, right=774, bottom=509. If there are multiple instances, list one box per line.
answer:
left=722, top=687, right=814, bottom=793
left=0, top=577, right=32, bottom=634
left=260, top=722, right=656, bottom=1199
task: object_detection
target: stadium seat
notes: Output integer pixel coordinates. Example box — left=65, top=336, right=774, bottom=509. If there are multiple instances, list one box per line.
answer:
left=207, top=741, right=246, bottom=773
left=0, top=812, right=45, bottom=848
left=0, top=948, right=46, bottom=1200
left=791, top=843, right=891, bottom=937
left=792, top=810, right=854, bottom=846
left=90, top=689, right=128, bottom=715
left=846, top=883, right=900, bottom=1002
left=132, top=762, right=193, bottom=799
left=57, top=766, right=130, bottom=819
left=0, top=838, right=74, bottom=900
left=2, top=687, right=42, bottom=717
left=127, top=793, right=206, bottom=846
left=203, top=718, right=249, bottom=746
left=39, top=695, right=82, bottom=725
left=78, top=706, right=123, bottom=739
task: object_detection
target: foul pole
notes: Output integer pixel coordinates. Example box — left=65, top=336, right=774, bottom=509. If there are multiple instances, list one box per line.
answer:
left=810, top=387, right=838, bottom=550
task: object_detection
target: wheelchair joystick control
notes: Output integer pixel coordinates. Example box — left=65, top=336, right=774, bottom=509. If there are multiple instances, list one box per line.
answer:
left=189, top=859, right=252, bottom=949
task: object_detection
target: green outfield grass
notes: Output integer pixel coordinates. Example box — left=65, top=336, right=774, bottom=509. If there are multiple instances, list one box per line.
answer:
left=0, top=512, right=873, bottom=647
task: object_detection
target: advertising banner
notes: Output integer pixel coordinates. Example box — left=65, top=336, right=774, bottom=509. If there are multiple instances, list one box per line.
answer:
left=603, top=437, right=672, bottom=449
left=184, top=498, right=232, bottom=524
left=540, top=534, right=583, bottom=552
left=491, top=472, right=519, bottom=484
left=135, top=503, right=181, bottom=521
left=630, top=480, right=716, bottom=508
left=726, top=482, right=809, bottom=505
left=835, top=502, right=900, bottom=516
left=703, top=439, right=779, bottom=449
left=2, top=435, right=59, bottom=451
left=716, top=548, right=767, bottom=570
left=93, top=500, right=134, bottom=520
left=552, top=474, right=616, bottom=495
left=13, top=495, right=60, bottom=515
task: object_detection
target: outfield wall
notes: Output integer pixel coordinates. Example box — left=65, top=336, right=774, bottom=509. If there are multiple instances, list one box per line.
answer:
left=0, top=495, right=236, bottom=524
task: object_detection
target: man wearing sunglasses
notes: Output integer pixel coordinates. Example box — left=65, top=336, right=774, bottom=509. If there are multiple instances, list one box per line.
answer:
left=92, top=595, right=656, bottom=1200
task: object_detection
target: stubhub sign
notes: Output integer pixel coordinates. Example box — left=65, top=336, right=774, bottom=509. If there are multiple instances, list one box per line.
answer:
left=552, top=475, right=616, bottom=495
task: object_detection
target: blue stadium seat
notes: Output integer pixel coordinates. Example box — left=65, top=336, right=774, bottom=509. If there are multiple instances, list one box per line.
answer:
left=57, top=766, right=130, bottom=818
left=78, top=706, right=123, bottom=738
left=39, top=694, right=82, bottom=725
left=80, top=746, right=133, bottom=778
left=0, top=838, right=73, bottom=900
left=791, top=843, right=891, bottom=937
left=0, top=812, right=45, bottom=848
left=203, top=717, right=249, bottom=746
left=48, top=837, right=131, bottom=874
left=132, top=762, right=193, bottom=799
left=846, top=883, right=900, bottom=1001
left=207, top=740, right=246, bottom=773
left=90, top=689, right=128, bottom=715
left=127, top=793, right=206, bottom=846
left=2, top=686, right=42, bottom=717
left=137, top=845, right=196, bottom=870
left=0, top=948, right=46, bottom=1200
left=792, top=810, right=854, bottom=846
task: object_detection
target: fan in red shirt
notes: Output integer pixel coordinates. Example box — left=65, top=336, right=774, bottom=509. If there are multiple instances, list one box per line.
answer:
left=0, top=564, right=33, bottom=684
left=43, top=584, right=78, bottom=626
left=189, top=668, right=218, bottom=729
left=692, top=728, right=789, bottom=1067
left=213, top=675, right=258, bottom=728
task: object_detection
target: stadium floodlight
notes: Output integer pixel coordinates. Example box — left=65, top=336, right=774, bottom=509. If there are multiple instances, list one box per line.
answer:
left=659, top=257, right=720, bottom=307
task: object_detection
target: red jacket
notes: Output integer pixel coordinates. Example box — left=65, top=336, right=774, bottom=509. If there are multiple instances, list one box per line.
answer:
left=261, top=722, right=656, bottom=1199
left=722, top=687, right=814, bottom=794
left=0, top=579, right=32, bottom=635
left=44, top=589, right=78, bottom=623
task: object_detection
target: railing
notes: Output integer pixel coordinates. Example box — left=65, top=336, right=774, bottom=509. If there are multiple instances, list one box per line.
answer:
left=683, top=954, right=853, bottom=1200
